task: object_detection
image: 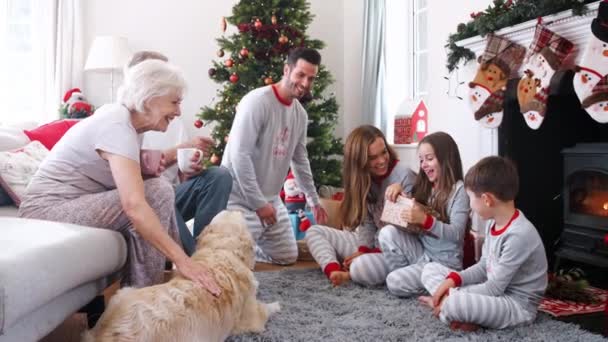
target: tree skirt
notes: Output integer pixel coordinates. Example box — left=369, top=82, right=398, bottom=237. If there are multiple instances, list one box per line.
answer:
left=227, top=269, right=606, bottom=341
left=539, top=286, right=608, bottom=317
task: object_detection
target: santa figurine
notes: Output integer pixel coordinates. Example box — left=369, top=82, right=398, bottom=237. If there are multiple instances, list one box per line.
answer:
left=62, top=88, right=94, bottom=119
left=282, top=171, right=312, bottom=232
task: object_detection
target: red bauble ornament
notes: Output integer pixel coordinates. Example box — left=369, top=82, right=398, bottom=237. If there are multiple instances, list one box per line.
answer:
left=229, top=73, right=239, bottom=83
left=194, top=119, right=204, bottom=128
left=217, top=49, right=225, bottom=57
left=210, top=154, right=220, bottom=165
left=254, top=18, right=262, bottom=30
left=278, top=35, right=288, bottom=44
left=224, top=58, right=234, bottom=68
left=239, top=47, right=249, bottom=58
left=264, top=77, right=273, bottom=85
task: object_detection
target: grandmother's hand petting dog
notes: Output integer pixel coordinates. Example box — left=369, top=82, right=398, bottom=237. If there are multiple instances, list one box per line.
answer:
left=175, top=257, right=221, bottom=297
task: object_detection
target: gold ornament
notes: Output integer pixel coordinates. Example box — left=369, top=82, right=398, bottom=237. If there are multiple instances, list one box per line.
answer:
left=220, top=16, right=227, bottom=32
left=264, top=77, right=274, bottom=85
left=271, top=14, right=277, bottom=25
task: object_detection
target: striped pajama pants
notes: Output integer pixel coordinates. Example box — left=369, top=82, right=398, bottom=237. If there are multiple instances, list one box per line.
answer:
left=421, top=262, right=535, bottom=329
left=228, top=198, right=298, bottom=265
left=305, top=225, right=389, bottom=286
left=378, top=225, right=429, bottom=297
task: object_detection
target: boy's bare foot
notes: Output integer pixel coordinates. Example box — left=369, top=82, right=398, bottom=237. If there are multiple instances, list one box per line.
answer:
left=450, top=321, right=479, bottom=332
left=418, top=295, right=434, bottom=309
left=329, top=271, right=351, bottom=287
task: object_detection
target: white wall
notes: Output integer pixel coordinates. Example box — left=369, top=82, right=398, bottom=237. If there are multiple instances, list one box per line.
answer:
left=83, top=0, right=496, bottom=169
left=424, top=0, right=495, bottom=171
left=83, top=0, right=346, bottom=140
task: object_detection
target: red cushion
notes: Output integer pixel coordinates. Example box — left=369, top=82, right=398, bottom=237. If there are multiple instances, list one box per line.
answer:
left=23, top=119, right=79, bottom=150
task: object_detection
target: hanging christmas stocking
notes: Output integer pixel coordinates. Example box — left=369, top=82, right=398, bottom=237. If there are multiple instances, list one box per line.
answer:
left=582, top=75, right=608, bottom=123
left=518, top=24, right=574, bottom=129
left=468, top=33, right=525, bottom=128
left=575, top=0, right=608, bottom=122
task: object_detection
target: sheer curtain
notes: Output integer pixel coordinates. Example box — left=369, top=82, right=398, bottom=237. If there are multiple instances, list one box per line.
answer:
left=360, top=0, right=387, bottom=131
left=0, top=0, right=83, bottom=125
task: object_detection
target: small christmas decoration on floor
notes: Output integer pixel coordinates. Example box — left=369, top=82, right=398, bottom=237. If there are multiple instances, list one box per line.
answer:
left=281, top=171, right=316, bottom=240
left=518, top=24, right=573, bottom=130
left=539, top=268, right=608, bottom=317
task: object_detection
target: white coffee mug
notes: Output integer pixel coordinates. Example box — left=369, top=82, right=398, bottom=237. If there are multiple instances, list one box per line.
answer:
left=177, top=148, right=204, bottom=173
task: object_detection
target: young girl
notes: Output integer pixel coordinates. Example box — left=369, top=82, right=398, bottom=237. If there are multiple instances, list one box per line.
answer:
left=379, top=131, right=470, bottom=297
left=306, top=125, right=416, bottom=287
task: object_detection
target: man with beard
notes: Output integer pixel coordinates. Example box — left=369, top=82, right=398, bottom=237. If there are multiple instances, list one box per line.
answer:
left=222, top=47, right=328, bottom=265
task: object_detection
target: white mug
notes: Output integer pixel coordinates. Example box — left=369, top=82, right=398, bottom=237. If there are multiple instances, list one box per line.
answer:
left=177, top=148, right=204, bottom=173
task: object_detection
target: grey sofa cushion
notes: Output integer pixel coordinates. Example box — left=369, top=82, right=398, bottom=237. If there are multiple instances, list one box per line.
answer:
left=0, top=217, right=127, bottom=333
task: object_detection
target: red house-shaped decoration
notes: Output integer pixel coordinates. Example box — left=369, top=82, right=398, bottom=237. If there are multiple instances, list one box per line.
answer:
left=410, top=100, right=428, bottom=142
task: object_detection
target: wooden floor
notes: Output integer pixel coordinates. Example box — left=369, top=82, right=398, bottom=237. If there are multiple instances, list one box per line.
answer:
left=40, top=261, right=318, bottom=342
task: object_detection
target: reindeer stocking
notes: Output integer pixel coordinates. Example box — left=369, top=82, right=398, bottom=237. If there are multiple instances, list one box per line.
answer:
left=518, top=24, right=573, bottom=129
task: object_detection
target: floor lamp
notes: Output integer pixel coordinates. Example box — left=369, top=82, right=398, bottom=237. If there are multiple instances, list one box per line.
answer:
left=84, top=36, right=131, bottom=103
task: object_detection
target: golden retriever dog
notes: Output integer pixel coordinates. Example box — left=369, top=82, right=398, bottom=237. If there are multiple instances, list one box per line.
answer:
left=83, top=210, right=280, bottom=342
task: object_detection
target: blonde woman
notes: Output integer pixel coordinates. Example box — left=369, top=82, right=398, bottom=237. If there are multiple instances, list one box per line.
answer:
left=306, top=125, right=416, bottom=287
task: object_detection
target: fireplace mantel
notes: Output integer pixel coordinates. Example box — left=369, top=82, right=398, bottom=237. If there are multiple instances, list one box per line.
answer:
left=455, top=1, right=600, bottom=68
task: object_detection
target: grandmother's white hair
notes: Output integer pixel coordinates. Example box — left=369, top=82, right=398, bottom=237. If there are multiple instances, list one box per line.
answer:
left=117, top=59, right=186, bottom=112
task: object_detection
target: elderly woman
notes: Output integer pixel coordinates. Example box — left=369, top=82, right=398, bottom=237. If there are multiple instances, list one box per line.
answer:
left=19, top=60, right=219, bottom=295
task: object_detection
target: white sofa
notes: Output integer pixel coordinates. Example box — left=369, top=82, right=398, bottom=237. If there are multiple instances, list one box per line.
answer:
left=0, top=122, right=127, bottom=342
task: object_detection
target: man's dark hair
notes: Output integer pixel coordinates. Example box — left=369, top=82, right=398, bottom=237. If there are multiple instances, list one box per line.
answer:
left=464, top=156, right=519, bottom=201
left=287, top=47, right=321, bottom=66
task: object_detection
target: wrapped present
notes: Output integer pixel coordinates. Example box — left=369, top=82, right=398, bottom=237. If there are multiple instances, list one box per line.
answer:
left=288, top=210, right=316, bottom=240
left=394, top=115, right=413, bottom=144
left=381, top=196, right=438, bottom=238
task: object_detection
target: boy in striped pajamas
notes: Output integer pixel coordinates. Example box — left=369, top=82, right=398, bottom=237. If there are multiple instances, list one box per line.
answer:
left=306, top=125, right=416, bottom=287
left=419, top=156, right=548, bottom=331
left=222, top=48, right=327, bottom=265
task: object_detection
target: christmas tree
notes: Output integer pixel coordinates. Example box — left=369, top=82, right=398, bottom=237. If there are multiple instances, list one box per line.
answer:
left=197, top=0, right=343, bottom=187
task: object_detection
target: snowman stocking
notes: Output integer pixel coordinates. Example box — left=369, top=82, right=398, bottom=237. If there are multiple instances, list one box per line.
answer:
left=518, top=24, right=573, bottom=129
left=575, top=0, right=608, bottom=122
left=582, top=75, right=608, bottom=123
left=468, top=34, right=525, bottom=128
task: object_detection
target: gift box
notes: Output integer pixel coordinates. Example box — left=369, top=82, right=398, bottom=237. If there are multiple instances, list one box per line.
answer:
left=394, top=115, right=413, bottom=144
left=288, top=210, right=316, bottom=240
left=381, top=196, right=438, bottom=238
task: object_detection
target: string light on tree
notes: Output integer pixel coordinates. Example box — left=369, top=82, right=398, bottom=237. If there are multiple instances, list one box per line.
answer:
left=278, top=35, right=288, bottom=44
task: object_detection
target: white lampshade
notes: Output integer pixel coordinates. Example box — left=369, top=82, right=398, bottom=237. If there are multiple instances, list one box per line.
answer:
left=84, top=36, right=131, bottom=71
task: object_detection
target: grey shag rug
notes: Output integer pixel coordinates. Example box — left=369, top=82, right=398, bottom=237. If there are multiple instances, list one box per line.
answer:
left=227, top=268, right=607, bottom=342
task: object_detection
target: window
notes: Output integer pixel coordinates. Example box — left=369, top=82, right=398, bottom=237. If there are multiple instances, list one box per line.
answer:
left=0, top=0, right=36, bottom=124
left=385, top=0, right=428, bottom=143
left=413, top=0, right=428, bottom=98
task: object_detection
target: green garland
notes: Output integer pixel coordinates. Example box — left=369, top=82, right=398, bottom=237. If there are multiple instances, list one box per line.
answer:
left=446, top=0, right=597, bottom=72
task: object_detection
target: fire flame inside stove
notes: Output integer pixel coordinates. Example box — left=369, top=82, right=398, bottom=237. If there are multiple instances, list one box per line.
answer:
left=604, top=202, right=608, bottom=211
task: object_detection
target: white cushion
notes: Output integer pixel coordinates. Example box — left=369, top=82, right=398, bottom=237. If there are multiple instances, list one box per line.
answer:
left=0, top=141, right=49, bottom=206
left=0, top=126, right=30, bottom=152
